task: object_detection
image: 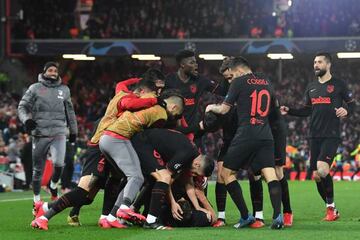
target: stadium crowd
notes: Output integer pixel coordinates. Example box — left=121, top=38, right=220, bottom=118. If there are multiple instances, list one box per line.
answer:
left=0, top=57, right=359, bottom=190
left=12, top=0, right=360, bottom=39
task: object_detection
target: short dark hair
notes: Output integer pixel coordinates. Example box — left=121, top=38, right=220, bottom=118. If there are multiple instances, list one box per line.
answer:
left=160, top=88, right=184, bottom=100
left=175, top=50, right=195, bottom=65
left=227, top=56, right=250, bottom=70
left=177, top=199, right=192, bottom=222
left=219, top=56, right=234, bottom=74
left=142, top=68, right=165, bottom=82
left=43, top=61, right=59, bottom=73
left=135, top=79, right=157, bottom=92
left=203, top=156, right=215, bottom=177
left=160, top=88, right=185, bottom=111
left=315, top=52, right=332, bottom=63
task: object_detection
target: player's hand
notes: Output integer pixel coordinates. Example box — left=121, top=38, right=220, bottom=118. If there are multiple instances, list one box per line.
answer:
left=210, top=210, right=217, bottom=224
left=171, top=202, right=183, bottom=220
left=205, top=104, right=215, bottom=113
left=24, top=119, right=37, bottom=133
left=280, top=106, right=289, bottom=115
left=199, top=121, right=204, bottom=130
left=197, top=207, right=212, bottom=221
left=335, top=107, right=348, bottom=118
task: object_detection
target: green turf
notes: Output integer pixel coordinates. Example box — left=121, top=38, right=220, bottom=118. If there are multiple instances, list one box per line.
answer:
left=0, top=181, right=359, bottom=240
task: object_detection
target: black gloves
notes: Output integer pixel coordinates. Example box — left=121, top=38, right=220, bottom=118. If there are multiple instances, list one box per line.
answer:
left=24, top=119, right=37, bottom=133
left=69, top=134, right=77, bottom=143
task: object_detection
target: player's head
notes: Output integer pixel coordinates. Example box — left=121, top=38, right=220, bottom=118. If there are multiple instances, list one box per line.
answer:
left=175, top=50, right=198, bottom=77
left=160, top=89, right=185, bottom=120
left=177, top=199, right=192, bottom=222
left=219, top=56, right=235, bottom=83
left=203, top=111, right=222, bottom=132
left=226, top=56, right=251, bottom=80
left=133, top=79, right=157, bottom=95
left=191, top=155, right=215, bottom=177
left=142, top=68, right=165, bottom=94
left=42, top=61, right=59, bottom=81
left=314, top=52, right=332, bottom=77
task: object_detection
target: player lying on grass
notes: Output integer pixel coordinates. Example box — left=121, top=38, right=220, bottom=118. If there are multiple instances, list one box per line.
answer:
left=130, top=128, right=214, bottom=229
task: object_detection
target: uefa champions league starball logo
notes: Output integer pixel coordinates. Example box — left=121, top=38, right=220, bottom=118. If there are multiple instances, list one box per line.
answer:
left=345, top=40, right=357, bottom=51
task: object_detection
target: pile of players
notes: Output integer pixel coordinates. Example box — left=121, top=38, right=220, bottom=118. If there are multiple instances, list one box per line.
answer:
left=27, top=50, right=353, bottom=231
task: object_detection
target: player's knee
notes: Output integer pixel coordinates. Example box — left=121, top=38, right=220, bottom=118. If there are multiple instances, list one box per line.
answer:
left=275, top=167, right=284, bottom=180
left=313, top=172, right=321, bottom=182
left=32, top=169, right=42, bottom=181
left=220, top=169, right=233, bottom=182
left=54, top=163, right=65, bottom=168
left=131, top=174, right=144, bottom=185
left=317, top=168, right=329, bottom=178
left=253, top=175, right=262, bottom=181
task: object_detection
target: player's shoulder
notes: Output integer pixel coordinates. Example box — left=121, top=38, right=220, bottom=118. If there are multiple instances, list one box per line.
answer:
left=60, top=84, right=70, bottom=91
left=331, top=77, right=347, bottom=86
left=253, top=72, right=269, bottom=80
left=305, top=80, right=317, bottom=89
left=165, top=72, right=177, bottom=81
left=28, top=82, right=41, bottom=91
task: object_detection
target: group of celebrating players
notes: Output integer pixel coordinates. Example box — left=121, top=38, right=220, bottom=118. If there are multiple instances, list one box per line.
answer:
left=18, top=50, right=354, bottom=231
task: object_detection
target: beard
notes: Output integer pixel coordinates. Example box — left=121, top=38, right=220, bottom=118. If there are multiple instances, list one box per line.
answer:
left=43, top=73, right=59, bottom=81
left=314, top=69, right=327, bottom=77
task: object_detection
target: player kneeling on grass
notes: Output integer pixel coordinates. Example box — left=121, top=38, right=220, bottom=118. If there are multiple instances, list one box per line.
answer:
left=130, top=128, right=214, bottom=229
left=160, top=175, right=216, bottom=227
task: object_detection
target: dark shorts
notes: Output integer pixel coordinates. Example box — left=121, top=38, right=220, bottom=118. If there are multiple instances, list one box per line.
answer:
left=274, top=132, right=286, bottom=166
left=310, top=138, right=340, bottom=171
left=81, top=146, right=109, bottom=179
left=223, top=138, right=275, bottom=173
left=218, top=139, right=231, bottom=162
left=132, top=139, right=166, bottom=176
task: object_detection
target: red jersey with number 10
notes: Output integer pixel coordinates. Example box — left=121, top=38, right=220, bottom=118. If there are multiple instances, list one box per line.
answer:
left=224, top=72, right=275, bottom=140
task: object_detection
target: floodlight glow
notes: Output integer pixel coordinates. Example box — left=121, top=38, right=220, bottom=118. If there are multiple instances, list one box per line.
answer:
left=337, top=52, right=360, bottom=59
left=62, top=54, right=87, bottom=59
left=267, top=53, right=294, bottom=59
left=131, top=54, right=161, bottom=60
left=73, top=56, right=96, bottom=61
left=198, top=54, right=225, bottom=60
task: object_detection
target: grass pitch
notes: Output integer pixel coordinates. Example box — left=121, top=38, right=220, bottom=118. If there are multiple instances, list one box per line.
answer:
left=0, top=181, right=359, bottom=240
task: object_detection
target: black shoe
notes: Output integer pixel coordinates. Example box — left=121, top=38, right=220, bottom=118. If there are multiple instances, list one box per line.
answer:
left=143, top=221, right=172, bottom=230
left=270, top=214, right=284, bottom=230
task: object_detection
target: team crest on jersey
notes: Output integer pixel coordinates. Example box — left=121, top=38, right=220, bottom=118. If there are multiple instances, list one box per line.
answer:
left=190, top=84, right=197, bottom=94
left=57, top=90, right=64, bottom=99
left=327, top=85, right=334, bottom=93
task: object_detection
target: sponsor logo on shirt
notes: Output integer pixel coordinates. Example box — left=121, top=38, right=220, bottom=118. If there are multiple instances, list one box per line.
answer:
left=250, top=117, right=264, bottom=125
left=174, top=163, right=182, bottom=170
left=184, top=98, right=195, bottom=105
left=311, top=96, right=331, bottom=104
left=247, top=78, right=269, bottom=85
left=327, top=85, right=334, bottom=93
left=57, top=90, right=64, bottom=99
left=190, top=84, right=197, bottom=94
